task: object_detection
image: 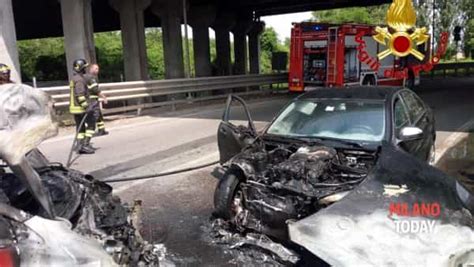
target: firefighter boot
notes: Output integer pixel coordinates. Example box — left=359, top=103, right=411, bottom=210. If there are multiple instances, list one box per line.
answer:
left=73, top=140, right=82, bottom=152
left=78, top=138, right=95, bottom=154
left=97, top=129, right=109, bottom=136
left=83, top=136, right=98, bottom=150
left=84, top=137, right=97, bottom=151
left=74, top=133, right=85, bottom=152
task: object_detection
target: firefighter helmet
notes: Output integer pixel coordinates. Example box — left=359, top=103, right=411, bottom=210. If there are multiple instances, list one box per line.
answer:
left=0, top=63, right=11, bottom=83
left=72, top=59, right=89, bottom=73
left=0, top=63, right=11, bottom=75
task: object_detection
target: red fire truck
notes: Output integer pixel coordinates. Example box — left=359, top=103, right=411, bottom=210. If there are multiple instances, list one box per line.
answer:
left=288, top=22, right=429, bottom=92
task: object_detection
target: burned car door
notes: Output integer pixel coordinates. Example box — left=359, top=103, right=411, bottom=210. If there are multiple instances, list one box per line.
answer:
left=218, top=95, right=257, bottom=164
left=393, top=96, right=412, bottom=150
left=399, top=91, right=431, bottom=160
left=404, top=91, right=435, bottom=159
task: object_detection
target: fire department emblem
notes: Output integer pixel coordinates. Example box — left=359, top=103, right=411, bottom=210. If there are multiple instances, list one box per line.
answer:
left=373, top=0, right=429, bottom=60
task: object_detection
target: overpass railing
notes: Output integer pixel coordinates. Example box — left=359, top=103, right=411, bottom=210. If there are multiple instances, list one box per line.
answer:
left=430, top=62, right=474, bottom=77
left=42, top=73, right=288, bottom=115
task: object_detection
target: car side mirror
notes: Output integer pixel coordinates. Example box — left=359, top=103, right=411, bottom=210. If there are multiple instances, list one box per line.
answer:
left=399, top=126, right=424, bottom=141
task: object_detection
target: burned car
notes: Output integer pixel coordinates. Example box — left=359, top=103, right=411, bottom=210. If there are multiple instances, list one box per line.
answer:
left=0, top=83, right=163, bottom=266
left=213, top=88, right=474, bottom=265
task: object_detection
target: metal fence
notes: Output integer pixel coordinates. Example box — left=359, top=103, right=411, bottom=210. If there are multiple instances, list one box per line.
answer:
left=42, top=73, right=288, bottom=115
left=430, top=62, right=474, bottom=77
left=42, top=62, right=472, bottom=116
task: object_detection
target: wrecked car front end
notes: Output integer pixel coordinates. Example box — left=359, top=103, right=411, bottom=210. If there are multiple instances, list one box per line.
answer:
left=219, top=141, right=378, bottom=240
left=214, top=95, right=382, bottom=241
left=0, top=205, right=118, bottom=266
left=214, top=94, right=474, bottom=265
left=0, top=83, right=163, bottom=266
left=217, top=141, right=474, bottom=265
left=0, top=162, right=162, bottom=266
left=288, top=144, right=474, bottom=266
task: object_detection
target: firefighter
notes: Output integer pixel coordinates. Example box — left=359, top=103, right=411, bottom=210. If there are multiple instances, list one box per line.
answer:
left=86, top=63, right=109, bottom=136
left=0, top=63, right=13, bottom=85
left=69, top=59, right=96, bottom=154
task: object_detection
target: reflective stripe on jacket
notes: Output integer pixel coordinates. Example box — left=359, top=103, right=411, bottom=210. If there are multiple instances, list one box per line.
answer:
left=69, top=74, right=89, bottom=114
left=85, top=74, right=100, bottom=99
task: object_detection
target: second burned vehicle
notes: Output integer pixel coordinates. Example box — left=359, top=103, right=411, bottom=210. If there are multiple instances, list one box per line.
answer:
left=213, top=87, right=437, bottom=239
left=0, top=83, right=164, bottom=266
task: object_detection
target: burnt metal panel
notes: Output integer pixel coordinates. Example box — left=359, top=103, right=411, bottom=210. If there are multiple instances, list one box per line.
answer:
left=288, top=144, right=473, bottom=265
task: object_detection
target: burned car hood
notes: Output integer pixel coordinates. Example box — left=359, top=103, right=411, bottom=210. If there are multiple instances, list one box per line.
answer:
left=288, top=144, right=474, bottom=266
left=0, top=83, right=57, bottom=165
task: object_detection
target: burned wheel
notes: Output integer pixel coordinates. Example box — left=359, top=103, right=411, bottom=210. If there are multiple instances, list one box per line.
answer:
left=213, top=172, right=242, bottom=220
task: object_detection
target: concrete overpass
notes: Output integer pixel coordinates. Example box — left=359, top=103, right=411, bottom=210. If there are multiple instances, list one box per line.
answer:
left=0, top=0, right=389, bottom=82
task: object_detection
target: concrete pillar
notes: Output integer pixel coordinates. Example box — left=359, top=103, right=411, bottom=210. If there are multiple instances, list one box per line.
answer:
left=0, top=0, right=21, bottom=82
left=60, top=0, right=96, bottom=80
left=110, top=0, right=150, bottom=81
left=151, top=0, right=184, bottom=79
left=189, top=5, right=215, bottom=77
left=248, top=21, right=265, bottom=74
left=232, top=17, right=252, bottom=75
left=212, top=13, right=235, bottom=76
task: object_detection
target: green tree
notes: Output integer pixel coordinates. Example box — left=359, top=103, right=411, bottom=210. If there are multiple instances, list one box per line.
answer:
left=416, top=0, right=473, bottom=59
left=35, top=55, right=67, bottom=81
left=145, top=28, right=165, bottom=79
left=18, top=37, right=67, bottom=81
left=466, top=18, right=474, bottom=57
left=438, top=0, right=458, bottom=35
left=260, top=27, right=279, bottom=52
left=259, top=27, right=289, bottom=73
left=416, top=1, right=430, bottom=28
left=183, top=37, right=194, bottom=77
left=95, top=31, right=123, bottom=81
left=462, top=0, right=474, bottom=58
left=312, top=5, right=389, bottom=25
left=284, top=37, right=291, bottom=49
left=16, top=26, right=296, bottom=82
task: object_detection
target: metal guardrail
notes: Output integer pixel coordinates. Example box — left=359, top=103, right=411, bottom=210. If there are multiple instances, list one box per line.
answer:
left=430, top=62, right=474, bottom=77
left=41, top=61, right=472, bottom=116
left=42, top=73, right=288, bottom=115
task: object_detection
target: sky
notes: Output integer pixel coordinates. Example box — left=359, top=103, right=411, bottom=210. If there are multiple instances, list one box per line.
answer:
left=261, top=12, right=314, bottom=40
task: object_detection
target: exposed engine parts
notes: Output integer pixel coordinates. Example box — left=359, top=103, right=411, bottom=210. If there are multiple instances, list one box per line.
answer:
left=218, top=144, right=377, bottom=239
left=0, top=151, right=164, bottom=266
left=204, top=218, right=300, bottom=266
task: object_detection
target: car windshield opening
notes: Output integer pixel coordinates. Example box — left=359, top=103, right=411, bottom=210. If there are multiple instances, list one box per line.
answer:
left=267, top=99, right=386, bottom=142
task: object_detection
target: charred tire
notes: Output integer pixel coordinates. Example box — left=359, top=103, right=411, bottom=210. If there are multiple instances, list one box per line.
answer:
left=214, top=173, right=241, bottom=220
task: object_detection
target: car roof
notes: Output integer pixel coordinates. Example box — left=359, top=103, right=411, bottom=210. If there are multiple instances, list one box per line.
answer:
left=297, top=86, right=404, bottom=101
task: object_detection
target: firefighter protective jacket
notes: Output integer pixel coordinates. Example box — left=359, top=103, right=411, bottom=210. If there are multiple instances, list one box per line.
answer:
left=85, top=74, right=100, bottom=100
left=69, top=73, right=90, bottom=114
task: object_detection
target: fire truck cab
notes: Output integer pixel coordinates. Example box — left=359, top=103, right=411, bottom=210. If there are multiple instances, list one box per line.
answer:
left=288, top=22, right=426, bottom=92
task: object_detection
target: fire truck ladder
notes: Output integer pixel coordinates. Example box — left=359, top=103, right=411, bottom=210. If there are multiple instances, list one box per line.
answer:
left=327, top=27, right=338, bottom=85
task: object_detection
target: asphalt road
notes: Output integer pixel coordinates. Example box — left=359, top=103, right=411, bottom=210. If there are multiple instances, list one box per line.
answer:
left=39, top=77, right=474, bottom=265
